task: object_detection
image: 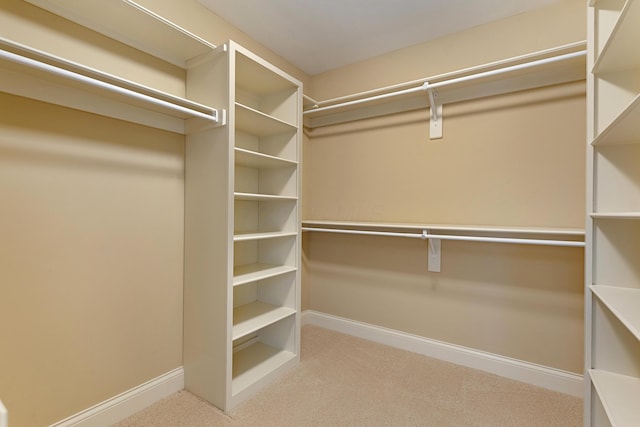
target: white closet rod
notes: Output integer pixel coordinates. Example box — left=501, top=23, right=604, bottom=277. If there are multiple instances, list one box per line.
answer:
left=0, top=49, right=219, bottom=123
left=301, top=227, right=585, bottom=248
left=304, top=50, right=586, bottom=115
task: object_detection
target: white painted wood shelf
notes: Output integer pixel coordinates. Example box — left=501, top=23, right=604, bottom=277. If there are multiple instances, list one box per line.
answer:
left=303, top=42, right=586, bottom=131
left=302, top=220, right=585, bottom=238
left=592, top=95, right=640, bottom=146
left=234, top=231, right=298, bottom=242
left=591, top=213, right=640, bottom=220
left=0, top=38, right=222, bottom=134
left=591, top=286, right=640, bottom=342
left=234, top=193, right=298, bottom=202
left=236, top=103, right=297, bottom=136
left=232, top=302, right=296, bottom=340
left=235, top=148, right=297, bottom=168
left=591, top=0, right=640, bottom=75
left=232, top=342, right=295, bottom=395
left=233, top=264, right=297, bottom=287
left=589, top=370, right=640, bottom=427
left=25, top=0, right=215, bottom=67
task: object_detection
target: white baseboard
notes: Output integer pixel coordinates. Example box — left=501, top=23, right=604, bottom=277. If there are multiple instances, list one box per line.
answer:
left=302, top=310, right=583, bottom=398
left=0, top=400, right=7, bottom=427
left=49, top=367, right=184, bottom=427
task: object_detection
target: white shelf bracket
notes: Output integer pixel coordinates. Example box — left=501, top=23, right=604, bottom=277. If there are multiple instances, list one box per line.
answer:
left=422, top=229, right=441, bottom=272
left=423, top=82, right=442, bottom=140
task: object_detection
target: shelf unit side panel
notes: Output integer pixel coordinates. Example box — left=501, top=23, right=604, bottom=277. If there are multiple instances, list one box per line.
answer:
left=184, top=127, right=233, bottom=407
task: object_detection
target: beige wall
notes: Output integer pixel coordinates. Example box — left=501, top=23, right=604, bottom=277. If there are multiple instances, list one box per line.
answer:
left=0, top=0, right=308, bottom=426
left=303, top=0, right=586, bottom=374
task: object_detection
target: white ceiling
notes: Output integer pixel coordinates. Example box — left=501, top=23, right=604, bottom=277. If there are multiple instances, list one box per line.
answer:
left=198, top=0, right=563, bottom=75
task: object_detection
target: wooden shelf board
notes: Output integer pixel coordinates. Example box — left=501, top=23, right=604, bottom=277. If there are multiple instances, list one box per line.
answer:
left=233, top=264, right=297, bottom=287
left=0, top=39, right=219, bottom=134
left=24, top=0, right=215, bottom=67
left=232, top=342, right=295, bottom=396
left=235, top=50, right=297, bottom=94
left=593, top=0, right=640, bottom=74
left=592, top=94, right=640, bottom=146
left=234, top=231, right=297, bottom=242
left=234, top=147, right=297, bottom=168
left=236, top=103, right=297, bottom=136
left=591, top=212, right=640, bottom=220
left=302, top=220, right=585, bottom=237
left=304, top=43, right=585, bottom=128
left=232, top=301, right=296, bottom=341
left=591, top=285, right=640, bottom=341
left=589, top=369, right=640, bottom=426
left=234, top=192, right=297, bottom=202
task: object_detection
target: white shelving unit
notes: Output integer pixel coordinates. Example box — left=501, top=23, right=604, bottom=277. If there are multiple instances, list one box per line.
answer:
left=586, top=1, right=640, bottom=426
left=184, top=40, right=302, bottom=411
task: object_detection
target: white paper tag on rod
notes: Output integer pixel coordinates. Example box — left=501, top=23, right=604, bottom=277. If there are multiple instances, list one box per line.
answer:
left=428, top=238, right=441, bottom=272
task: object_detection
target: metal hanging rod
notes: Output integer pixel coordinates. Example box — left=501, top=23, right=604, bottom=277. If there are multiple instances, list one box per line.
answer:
left=301, top=227, right=585, bottom=248
left=0, top=48, right=220, bottom=123
left=303, top=50, right=586, bottom=116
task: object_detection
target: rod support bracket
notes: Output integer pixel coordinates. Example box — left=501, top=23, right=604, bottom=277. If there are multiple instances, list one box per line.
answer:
left=423, top=83, right=443, bottom=140
left=424, top=229, right=442, bottom=273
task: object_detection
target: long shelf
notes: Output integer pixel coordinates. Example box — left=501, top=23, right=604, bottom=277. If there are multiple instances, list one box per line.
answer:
left=0, top=38, right=221, bottom=134
left=234, top=231, right=298, bottom=242
left=235, top=147, right=297, bottom=168
left=592, top=94, right=640, bottom=146
left=236, top=103, right=297, bottom=136
left=24, top=0, right=215, bottom=67
left=234, top=192, right=297, bottom=202
left=232, top=301, right=296, bottom=341
left=591, top=212, right=640, bottom=220
left=592, top=0, right=640, bottom=75
left=303, top=42, right=586, bottom=129
left=591, top=285, right=640, bottom=342
left=590, top=369, right=640, bottom=427
left=233, top=264, right=297, bottom=287
left=232, top=342, right=295, bottom=395
left=302, top=220, right=585, bottom=237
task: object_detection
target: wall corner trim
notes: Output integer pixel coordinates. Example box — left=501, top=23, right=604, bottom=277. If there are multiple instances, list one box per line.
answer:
left=302, top=310, right=583, bottom=398
left=49, top=367, right=184, bottom=427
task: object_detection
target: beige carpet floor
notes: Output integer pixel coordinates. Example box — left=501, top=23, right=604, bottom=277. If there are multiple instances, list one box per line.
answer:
left=115, top=325, right=582, bottom=426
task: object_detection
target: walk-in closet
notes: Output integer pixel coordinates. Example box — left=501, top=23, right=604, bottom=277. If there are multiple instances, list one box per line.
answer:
left=0, top=0, right=637, bottom=426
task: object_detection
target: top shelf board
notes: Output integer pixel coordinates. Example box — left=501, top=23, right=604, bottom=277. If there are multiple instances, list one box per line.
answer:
left=303, top=43, right=586, bottom=128
left=235, top=50, right=298, bottom=95
left=0, top=37, right=220, bottom=134
left=25, top=0, right=216, bottom=68
left=593, top=0, right=640, bottom=74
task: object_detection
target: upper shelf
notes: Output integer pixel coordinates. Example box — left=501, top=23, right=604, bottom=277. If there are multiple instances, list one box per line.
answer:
left=24, top=0, right=216, bottom=67
left=592, top=0, right=640, bottom=75
left=592, top=93, right=640, bottom=146
left=303, top=42, right=586, bottom=130
left=0, top=37, right=222, bottom=134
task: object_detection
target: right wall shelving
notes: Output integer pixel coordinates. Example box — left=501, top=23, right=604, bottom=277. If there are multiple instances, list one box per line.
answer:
left=586, top=0, right=640, bottom=425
